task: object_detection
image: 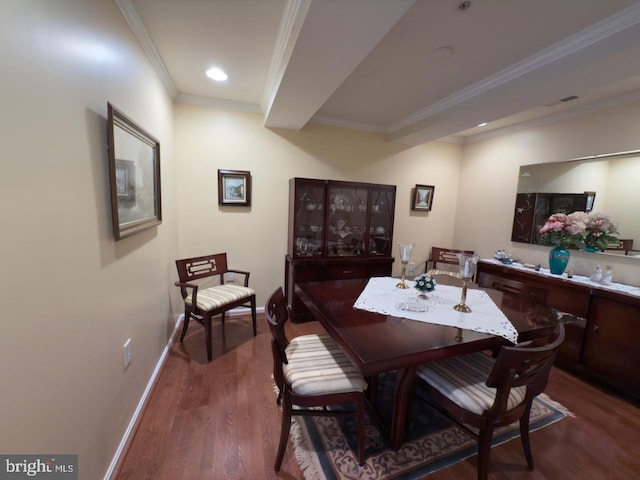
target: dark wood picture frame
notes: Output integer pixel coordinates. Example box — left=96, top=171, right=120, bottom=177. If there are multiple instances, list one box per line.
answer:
left=107, top=103, right=162, bottom=240
left=218, top=169, right=251, bottom=206
left=412, top=184, right=435, bottom=211
left=584, top=191, right=596, bottom=212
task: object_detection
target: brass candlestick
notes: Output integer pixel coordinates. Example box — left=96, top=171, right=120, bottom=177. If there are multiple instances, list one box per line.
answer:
left=396, top=243, right=414, bottom=289
left=453, top=279, right=471, bottom=312
left=453, top=253, right=479, bottom=313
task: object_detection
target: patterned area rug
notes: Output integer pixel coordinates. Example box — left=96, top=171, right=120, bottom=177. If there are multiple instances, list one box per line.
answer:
left=289, top=372, right=571, bottom=480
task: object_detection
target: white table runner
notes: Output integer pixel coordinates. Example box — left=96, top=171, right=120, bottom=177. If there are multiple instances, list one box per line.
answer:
left=353, top=277, right=518, bottom=344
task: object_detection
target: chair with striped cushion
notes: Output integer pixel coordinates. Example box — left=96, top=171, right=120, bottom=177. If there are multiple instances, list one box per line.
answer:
left=265, top=287, right=368, bottom=471
left=415, top=323, right=564, bottom=480
left=175, top=253, right=256, bottom=361
left=425, top=246, right=475, bottom=279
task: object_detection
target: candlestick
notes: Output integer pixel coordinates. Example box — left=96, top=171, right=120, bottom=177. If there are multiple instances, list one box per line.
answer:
left=396, top=243, right=414, bottom=289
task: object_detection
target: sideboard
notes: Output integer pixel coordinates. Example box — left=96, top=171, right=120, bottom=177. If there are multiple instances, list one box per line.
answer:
left=477, top=259, right=640, bottom=401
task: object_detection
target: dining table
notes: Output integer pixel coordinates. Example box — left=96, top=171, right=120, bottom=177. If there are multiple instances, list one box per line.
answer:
left=294, top=276, right=556, bottom=450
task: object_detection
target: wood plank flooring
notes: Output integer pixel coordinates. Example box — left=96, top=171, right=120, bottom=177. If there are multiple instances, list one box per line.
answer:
left=115, top=314, right=640, bottom=479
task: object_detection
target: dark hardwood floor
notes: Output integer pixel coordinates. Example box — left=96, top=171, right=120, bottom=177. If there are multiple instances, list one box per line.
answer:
left=115, top=313, right=640, bottom=480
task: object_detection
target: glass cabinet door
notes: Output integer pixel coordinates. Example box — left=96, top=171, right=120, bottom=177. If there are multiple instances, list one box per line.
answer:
left=326, top=184, right=368, bottom=257
left=369, top=187, right=395, bottom=256
left=293, top=182, right=325, bottom=257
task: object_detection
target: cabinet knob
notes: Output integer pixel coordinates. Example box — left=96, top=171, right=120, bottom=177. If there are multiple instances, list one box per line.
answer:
left=343, top=270, right=352, bottom=274
left=593, top=324, right=599, bottom=333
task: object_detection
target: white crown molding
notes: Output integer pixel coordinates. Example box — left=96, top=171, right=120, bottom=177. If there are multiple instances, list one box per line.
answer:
left=261, top=0, right=312, bottom=115
left=388, top=2, right=640, bottom=135
left=310, top=115, right=386, bottom=134
left=115, top=0, right=178, bottom=98
left=175, top=93, right=262, bottom=114
left=461, top=87, right=640, bottom=144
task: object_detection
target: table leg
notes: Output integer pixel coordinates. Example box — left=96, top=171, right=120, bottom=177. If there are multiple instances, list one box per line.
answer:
left=390, top=365, right=417, bottom=450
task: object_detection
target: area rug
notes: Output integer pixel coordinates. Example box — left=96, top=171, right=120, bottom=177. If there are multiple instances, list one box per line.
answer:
left=288, top=372, right=572, bottom=480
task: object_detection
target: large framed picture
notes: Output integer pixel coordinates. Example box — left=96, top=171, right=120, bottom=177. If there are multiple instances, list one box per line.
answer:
left=412, top=184, right=435, bottom=211
left=218, top=169, right=251, bottom=206
left=107, top=103, right=162, bottom=240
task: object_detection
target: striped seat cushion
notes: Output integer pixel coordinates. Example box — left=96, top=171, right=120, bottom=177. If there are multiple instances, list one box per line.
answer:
left=417, top=351, right=526, bottom=415
left=284, top=333, right=367, bottom=396
left=186, top=284, right=254, bottom=312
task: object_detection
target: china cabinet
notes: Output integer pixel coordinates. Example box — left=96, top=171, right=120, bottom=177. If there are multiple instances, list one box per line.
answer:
left=285, top=178, right=396, bottom=321
left=477, top=259, right=640, bottom=400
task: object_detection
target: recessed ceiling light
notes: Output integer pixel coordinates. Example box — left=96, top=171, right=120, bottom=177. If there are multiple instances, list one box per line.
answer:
left=206, top=67, right=228, bottom=82
left=477, top=122, right=487, bottom=127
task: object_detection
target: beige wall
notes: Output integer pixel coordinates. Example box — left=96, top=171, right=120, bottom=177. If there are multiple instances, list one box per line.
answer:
left=0, top=1, right=178, bottom=479
left=454, top=100, right=640, bottom=284
left=174, top=103, right=464, bottom=304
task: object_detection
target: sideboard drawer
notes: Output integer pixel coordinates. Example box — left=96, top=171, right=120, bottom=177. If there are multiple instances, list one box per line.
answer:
left=325, top=264, right=368, bottom=280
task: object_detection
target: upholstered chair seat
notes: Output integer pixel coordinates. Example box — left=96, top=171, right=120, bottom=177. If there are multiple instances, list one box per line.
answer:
left=417, top=352, right=526, bottom=415
left=185, top=284, right=255, bottom=311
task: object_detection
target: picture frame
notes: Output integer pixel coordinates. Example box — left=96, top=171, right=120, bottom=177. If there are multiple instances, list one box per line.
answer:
left=218, top=169, right=251, bottom=206
left=412, top=184, right=435, bottom=211
left=107, top=103, right=162, bottom=240
left=584, top=191, right=596, bottom=212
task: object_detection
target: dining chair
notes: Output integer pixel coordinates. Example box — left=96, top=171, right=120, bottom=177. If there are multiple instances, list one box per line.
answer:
left=414, top=322, right=565, bottom=480
left=426, top=246, right=475, bottom=278
left=265, top=287, right=368, bottom=471
left=175, top=253, right=256, bottom=361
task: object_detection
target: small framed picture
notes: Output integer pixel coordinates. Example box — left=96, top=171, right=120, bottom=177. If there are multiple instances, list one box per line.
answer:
left=218, top=169, right=251, bottom=206
left=584, top=191, right=596, bottom=212
left=412, top=184, right=435, bottom=211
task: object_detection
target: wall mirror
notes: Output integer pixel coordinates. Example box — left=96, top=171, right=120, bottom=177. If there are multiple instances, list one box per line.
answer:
left=107, top=103, right=162, bottom=240
left=511, top=151, right=640, bottom=258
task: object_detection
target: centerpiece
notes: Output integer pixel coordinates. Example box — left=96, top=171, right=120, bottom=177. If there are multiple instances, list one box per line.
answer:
left=537, top=212, right=588, bottom=275
left=413, top=273, right=436, bottom=299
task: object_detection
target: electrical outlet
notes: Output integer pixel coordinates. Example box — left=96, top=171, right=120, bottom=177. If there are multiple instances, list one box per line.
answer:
left=224, top=272, right=235, bottom=282
left=123, top=338, right=132, bottom=369
left=408, top=262, right=416, bottom=274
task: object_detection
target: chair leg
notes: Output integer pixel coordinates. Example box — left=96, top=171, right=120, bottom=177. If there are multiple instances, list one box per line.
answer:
left=180, top=312, right=191, bottom=342
left=476, top=426, right=494, bottom=480
left=356, top=394, right=366, bottom=465
left=204, top=316, right=213, bottom=361
left=520, top=403, right=534, bottom=469
left=275, top=395, right=292, bottom=472
left=250, top=296, right=257, bottom=336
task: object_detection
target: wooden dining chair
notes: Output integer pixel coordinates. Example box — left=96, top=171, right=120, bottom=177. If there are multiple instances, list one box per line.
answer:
left=175, top=253, right=256, bottom=361
left=426, top=246, right=475, bottom=278
left=265, top=287, right=368, bottom=471
left=414, top=323, right=565, bottom=480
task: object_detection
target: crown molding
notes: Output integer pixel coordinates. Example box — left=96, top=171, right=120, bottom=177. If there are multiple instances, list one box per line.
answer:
left=387, top=2, right=640, bottom=135
left=115, top=0, right=178, bottom=98
left=175, top=93, right=262, bottom=114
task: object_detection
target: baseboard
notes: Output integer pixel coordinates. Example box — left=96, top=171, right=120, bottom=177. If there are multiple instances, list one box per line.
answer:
left=103, top=306, right=264, bottom=479
left=103, top=314, right=183, bottom=480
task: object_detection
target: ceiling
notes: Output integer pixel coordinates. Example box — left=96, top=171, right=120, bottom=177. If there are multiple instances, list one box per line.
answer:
left=119, top=0, right=640, bottom=145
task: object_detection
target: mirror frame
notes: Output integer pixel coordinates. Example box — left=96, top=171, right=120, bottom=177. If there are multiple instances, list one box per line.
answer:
left=107, top=103, right=162, bottom=240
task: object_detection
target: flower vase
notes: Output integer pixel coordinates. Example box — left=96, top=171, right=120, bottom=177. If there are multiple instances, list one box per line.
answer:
left=549, top=246, right=570, bottom=275
left=584, top=245, right=600, bottom=253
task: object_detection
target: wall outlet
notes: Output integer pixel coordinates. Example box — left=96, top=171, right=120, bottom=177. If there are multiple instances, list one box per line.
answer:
left=224, top=272, right=235, bottom=282
left=123, top=338, right=132, bottom=369
left=408, top=262, right=416, bottom=274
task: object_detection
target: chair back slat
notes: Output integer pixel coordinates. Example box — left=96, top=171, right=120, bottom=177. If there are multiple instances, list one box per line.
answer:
left=265, top=287, right=290, bottom=363
left=175, top=253, right=228, bottom=283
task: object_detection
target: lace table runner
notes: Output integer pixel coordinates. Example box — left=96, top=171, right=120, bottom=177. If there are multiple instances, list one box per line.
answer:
left=353, top=277, right=518, bottom=344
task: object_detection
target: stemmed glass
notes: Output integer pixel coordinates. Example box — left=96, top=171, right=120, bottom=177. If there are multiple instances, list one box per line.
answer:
left=453, top=253, right=479, bottom=312
left=396, top=243, right=414, bottom=289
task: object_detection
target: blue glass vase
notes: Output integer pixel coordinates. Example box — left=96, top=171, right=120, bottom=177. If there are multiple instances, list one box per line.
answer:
left=584, top=245, right=600, bottom=253
left=549, top=246, right=570, bottom=275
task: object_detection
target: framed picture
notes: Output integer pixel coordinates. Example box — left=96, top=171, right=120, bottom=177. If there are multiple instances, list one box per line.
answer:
left=218, top=169, right=251, bottom=206
left=412, top=184, right=435, bottom=211
left=107, top=103, right=162, bottom=240
left=584, top=191, right=596, bottom=212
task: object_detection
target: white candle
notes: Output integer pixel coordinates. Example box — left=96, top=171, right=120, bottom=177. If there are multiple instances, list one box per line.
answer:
left=464, top=259, right=470, bottom=278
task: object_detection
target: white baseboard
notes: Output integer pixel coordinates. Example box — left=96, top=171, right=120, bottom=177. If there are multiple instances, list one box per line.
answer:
left=103, top=306, right=264, bottom=479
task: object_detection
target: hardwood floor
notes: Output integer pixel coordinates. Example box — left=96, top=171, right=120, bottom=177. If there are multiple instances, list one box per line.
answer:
left=115, top=313, right=640, bottom=480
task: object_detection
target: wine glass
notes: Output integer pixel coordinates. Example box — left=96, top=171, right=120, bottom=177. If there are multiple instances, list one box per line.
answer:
left=453, top=253, right=479, bottom=312
left=396, top=243, right=414, bottom=289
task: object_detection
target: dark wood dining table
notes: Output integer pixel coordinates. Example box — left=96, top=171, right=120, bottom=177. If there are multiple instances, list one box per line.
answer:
left=295, top=277, right=556, bottom=449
